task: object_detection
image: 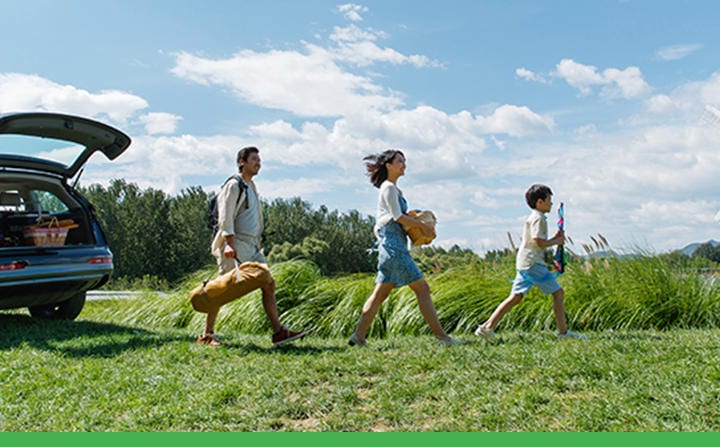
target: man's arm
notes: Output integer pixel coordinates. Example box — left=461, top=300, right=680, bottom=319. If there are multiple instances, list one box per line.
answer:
left=218, top=180, right=243, bottom=259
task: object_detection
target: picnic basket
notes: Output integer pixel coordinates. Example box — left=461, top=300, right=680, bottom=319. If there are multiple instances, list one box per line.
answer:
left=22, top=217, right=78, bottom=246
left=402, top=209, right=437, bottom=246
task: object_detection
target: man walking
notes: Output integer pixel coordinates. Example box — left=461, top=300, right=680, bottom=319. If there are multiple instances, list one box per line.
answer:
left=199, top=146, right=306, bottom=347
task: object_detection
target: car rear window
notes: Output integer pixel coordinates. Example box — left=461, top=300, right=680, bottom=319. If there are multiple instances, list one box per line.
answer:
left=0, top=134, right=84, bottom=168
left=0, top=188, right=70, bottom=214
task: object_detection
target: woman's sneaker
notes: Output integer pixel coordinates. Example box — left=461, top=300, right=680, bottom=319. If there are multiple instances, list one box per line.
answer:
left=436, top=336, right=462, bottom=346
left=557, top=330, right=587, bottom=340
left=348, top=332, right=367, bottom=347
left=474, top=325, right=495, bottom=339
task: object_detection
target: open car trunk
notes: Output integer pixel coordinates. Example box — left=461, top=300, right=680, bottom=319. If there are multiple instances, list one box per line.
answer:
left=0, top=173, right=96, bottom=249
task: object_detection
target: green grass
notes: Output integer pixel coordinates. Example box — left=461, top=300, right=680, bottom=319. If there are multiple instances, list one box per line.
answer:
left=1, top=308, right=719, bottom=431
left=2, top=256, right=720, bottom=431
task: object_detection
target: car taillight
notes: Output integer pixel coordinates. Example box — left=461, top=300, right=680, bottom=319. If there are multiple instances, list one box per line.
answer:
left=0, top=261, right=28, bottom=271
left=88, top=256, right=113, bottom=264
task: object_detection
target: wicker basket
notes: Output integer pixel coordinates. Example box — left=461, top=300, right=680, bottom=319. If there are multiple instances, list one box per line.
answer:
left=22, top=217, right=74, bottom=246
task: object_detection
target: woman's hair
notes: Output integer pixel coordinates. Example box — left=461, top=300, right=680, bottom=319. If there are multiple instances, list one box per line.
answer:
left=363, top=149, right=405, bottom=188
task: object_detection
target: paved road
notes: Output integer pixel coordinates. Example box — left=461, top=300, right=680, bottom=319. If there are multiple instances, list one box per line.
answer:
left=87, top=290, right=167, bottom=301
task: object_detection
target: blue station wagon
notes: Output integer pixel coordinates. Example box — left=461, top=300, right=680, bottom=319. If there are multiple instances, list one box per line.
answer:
left=0, top=112, right=131, bottom=319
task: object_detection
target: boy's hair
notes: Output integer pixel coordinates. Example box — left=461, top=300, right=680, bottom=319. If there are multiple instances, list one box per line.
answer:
left=525, top=184, right=553, bottom=209
left=236, top=146, right=259, bottom=171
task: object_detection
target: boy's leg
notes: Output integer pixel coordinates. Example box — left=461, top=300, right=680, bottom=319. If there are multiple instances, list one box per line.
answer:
left=551, top=287, right=568, bottom=334
left=482, top=292, right=524, bottom=330
left=353, top=282, right=394, bottom=342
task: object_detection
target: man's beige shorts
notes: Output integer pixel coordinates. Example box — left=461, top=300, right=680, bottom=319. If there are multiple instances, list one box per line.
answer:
left=218, top=239, right=267, bottom=274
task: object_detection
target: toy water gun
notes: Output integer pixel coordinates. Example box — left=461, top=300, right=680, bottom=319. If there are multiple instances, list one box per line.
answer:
left=553, top=202, right=565, bottom=275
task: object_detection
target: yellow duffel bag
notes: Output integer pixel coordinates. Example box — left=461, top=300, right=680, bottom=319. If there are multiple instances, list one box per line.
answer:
left=190, top=261, right=272, bottom=313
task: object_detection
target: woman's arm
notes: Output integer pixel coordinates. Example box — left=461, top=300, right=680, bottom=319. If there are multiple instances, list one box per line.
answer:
left=397, top=214, right=435, bottom=237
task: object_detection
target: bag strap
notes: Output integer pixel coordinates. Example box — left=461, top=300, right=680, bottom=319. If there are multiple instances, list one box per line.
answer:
left=224, top=175, right=248, bottom=210
left=202, top=255, right=243, bottom=298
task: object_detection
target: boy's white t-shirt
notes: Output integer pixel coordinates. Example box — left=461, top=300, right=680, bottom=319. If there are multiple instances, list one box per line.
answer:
left=516, top=209, right=548, bottom=270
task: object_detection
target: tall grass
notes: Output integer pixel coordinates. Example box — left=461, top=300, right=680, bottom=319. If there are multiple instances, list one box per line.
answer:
left=93, top=251, right=720, bottom=337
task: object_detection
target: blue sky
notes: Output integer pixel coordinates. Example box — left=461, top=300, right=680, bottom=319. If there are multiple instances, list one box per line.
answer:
left=2, top=0, right=720, bottom=254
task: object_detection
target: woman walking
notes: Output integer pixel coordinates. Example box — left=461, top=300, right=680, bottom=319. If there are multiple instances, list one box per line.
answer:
left=349, top=149, right=461, bottom=347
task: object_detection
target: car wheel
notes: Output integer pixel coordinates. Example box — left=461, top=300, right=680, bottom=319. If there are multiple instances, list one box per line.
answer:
left=28, top=292, right=86, bottom=320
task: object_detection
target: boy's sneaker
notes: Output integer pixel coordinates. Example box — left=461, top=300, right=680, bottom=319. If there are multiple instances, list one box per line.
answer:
left=557, top=330, right=587, bottom=341
left=474, top=325, right=495, bottom=339
left=436, top=336, right=463, bottom=346
left=272, top=326, right=306, bottom=347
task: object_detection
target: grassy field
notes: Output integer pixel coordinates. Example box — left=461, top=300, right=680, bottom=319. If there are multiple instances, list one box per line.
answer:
left=2, top=255, right=720, bottom=431
left=1, top=307, right=719, bottom=431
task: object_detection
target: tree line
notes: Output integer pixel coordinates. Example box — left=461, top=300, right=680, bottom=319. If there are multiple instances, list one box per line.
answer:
left=79, top=179, right=497, bottom=287
left=81, top=179, right=718, bottom=288
left=79, top=179, right=378, bottom=286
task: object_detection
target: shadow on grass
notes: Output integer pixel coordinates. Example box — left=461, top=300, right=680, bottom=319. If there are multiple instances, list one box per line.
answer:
left=219, top=339, right=346, bottom=355
left=0, top=312, right=186, bottom=358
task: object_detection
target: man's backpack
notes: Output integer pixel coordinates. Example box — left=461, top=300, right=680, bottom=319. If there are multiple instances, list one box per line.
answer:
left=207, top=175, right=248, bottom=237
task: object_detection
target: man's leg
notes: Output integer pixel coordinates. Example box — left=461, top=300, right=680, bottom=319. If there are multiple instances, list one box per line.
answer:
left=260, top=279, right=282, bottom=333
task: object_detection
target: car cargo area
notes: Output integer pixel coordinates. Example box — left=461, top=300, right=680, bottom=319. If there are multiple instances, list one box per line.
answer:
left=0, top=175, right=95, bottom=249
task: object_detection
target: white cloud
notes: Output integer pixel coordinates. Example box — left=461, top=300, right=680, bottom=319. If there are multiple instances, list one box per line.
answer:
left=330, top=24, right=443, bottom=68
left=554, top=59, right=605, bottom=95
left=171, top=6, right=444, bottom=117
left=171, top=47, right=403, bottom=117
left=0, top=73, right=148, bottom=124
left=553, top=59, right=651, bottom=99
left=330, top=23, right=382, bottom=43
left=644, top=72, right=720, bottom=121
left=260, top=175, right=355, bottom=199
left=645, top=94, right=676, bottom=114
left=476, top=105, right=555, bottom=137
left=515, top=67, right=549, bottom=84
left=602, top=66, right=651, bottom=98
left=656, top=44, right=702, bottom=61
left=338, top=3, right=368, bottom=22
left=138, top=112, right=182, bottom=135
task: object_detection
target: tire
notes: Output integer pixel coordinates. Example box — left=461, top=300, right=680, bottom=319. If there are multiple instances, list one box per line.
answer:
left=28, top=291, right=86, bottom=320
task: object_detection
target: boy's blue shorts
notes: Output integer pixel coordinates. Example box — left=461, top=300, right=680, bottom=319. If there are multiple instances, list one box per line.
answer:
left=511, top=263, right=561, bottom=295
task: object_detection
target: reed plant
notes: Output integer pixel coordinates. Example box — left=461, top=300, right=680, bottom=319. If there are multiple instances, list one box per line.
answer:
left=92, top=241, right=720, bottom=337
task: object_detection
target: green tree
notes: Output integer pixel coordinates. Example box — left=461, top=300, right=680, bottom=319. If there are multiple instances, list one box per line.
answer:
left=263, top=197, right=319, bottom=253
left=264, top=198, right=375, bottom=275
left=411, top=244, right=482, bottom=274
left=81, top=180, right=178, bottom=282
left=693, top=242, right=720, bottom=263
left=168, top=186, right=214, bottom=276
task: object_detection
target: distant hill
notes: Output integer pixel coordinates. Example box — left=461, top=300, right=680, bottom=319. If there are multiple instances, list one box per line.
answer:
left=680, top=240, right=720, bottom=256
